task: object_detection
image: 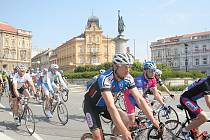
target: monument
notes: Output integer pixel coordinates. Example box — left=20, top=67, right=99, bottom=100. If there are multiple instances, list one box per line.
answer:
left=113, top=10, right=129, bottom=54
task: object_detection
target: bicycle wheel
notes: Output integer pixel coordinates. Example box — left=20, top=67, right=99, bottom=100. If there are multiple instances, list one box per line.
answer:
left=24, top=107, right=35, bottom=135
left=164, top=120, right=184, bottom=140
left=81, top=133, right=93, bottom=140
left=158, top=106, right=179, bottom=124
left=61, top=90, right=68, bottom=102
left=42, top=98, right=52, bottom=118
left=57, top=102, right=68, bottom=125
left=147, top=126, right=162, bottom=140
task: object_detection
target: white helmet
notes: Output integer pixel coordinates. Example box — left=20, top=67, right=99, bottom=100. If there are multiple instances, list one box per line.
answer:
left=50, top=64, right=59, bottom=70
left=99, top=69, right=105, bottom=74
left=19, top=64, right=26, bottom=71
left=112, top=53, right=134, bottom=65
left=155, top=69, right=162, bottom=76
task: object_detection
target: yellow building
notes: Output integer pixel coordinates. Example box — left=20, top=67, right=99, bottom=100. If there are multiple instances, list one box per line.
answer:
left=55, top=16, right=115, bottom=71
left=0, top=22, right=32, bottom=71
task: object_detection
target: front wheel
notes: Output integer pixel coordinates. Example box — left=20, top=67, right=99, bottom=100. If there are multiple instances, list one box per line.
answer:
left=158, top=106, right=179, bottom=124
left=24, top=107, right=35, bottom=135
left=81, top=133, right=93, bottom=140
left=57, top=102, right=68, bottom=125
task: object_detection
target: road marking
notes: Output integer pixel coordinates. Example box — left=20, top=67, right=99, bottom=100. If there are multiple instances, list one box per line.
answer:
left=0, top=103, right=44, bottom=140
left=0, top=132, right=14, bottom=140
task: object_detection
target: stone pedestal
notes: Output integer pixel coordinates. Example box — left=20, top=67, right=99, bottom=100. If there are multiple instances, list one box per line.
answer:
left=113, top=35, right=129, bottom=54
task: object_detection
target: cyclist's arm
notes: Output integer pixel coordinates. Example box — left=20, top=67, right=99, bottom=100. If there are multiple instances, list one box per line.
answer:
left=204, top=94, right=210, bottom=109
left=150, top=87, right=165, bottom=105
left=101, top=90, right=131, bottom=138
left=12, top=81, right=20, bottom=98
left=129, top=87, right=159, bottom=128
left=160, top=84, right=172, bottom=96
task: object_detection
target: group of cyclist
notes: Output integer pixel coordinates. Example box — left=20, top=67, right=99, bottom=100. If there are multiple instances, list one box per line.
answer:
left=0, top=63, right=69, bottom=126
left=83, top=52, right=210, bottom=140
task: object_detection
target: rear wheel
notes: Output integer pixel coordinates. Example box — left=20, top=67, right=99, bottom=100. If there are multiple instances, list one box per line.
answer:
left=57, top=102, right=68, bottom=125
left=42, top=98, right=53, bottom=118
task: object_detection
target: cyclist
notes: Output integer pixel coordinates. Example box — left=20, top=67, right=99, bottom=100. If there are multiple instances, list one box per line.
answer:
left=83, top=53, right=159, bottom=140
left=124, top=61, right=167, bottom=125
left=48, top=64, right=68, bottom=93
left=180, top=77, right=210, bottom=140
left=0, top=64, right=9, bottom=94
left=40, top=68, right=54, bottom=118
left=12, top=64, right=37, bottom=126
left=60, top=70, right=70, bottom=86
left=155, top=69, right=174, bottom=98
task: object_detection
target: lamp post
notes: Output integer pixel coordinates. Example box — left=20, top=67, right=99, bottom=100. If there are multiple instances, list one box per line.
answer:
left=184, top=43, right=188, bottom=72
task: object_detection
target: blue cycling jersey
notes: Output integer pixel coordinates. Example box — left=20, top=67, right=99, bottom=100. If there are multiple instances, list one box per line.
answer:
left=181, top=77, right=210, bottom=100
left=85, top=68, right=136, bottom=108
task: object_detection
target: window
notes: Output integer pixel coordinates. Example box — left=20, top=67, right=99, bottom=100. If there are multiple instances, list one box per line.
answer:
left=88, top=36, right=91, bottom=43
left=194, top=46, right=199, bottom=52
left=195, top=58, right=199, bottom=65
left=80, top=56, right=84, bottom=64
left=96, top=36, right=99, bottom=43
left=202, top=58, right=207, bottom=65
left=5, top=38, right=9, bottom=47
left=158, top=50, right=161, bottom=57
left=202, top=45, right=207, bottom=52
left=22, top=40, right=25, bottom=48
left=12, top=39, right=15, bottom=48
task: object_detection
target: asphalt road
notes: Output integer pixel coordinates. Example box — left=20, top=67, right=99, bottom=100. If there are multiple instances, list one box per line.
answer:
left=0, top=85, right=210, bottom=140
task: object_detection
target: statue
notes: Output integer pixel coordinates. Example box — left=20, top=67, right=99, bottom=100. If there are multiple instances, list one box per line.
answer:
left=118, top=10, right=125, bottom=35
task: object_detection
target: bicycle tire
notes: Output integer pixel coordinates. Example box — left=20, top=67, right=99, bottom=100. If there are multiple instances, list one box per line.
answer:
left=81, top=133, right=93, bottom=140
left=164, top=120, right=184, bottom=140
left=158, top=106, right=179, bottom=124
left=42, top=98, right=53, bottom=118
left=24, top=107, right=35, bottom=135
left=61, top=90, right=68, bottom=102
left=57, top=102, right=68, bottom=125
left=115, top=94, right=126, bottom=111
left=101, top=115, right=112, bottom=124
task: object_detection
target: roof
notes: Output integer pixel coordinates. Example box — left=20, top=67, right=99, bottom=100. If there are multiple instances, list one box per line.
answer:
left=0, top=22, right=17, bottom=33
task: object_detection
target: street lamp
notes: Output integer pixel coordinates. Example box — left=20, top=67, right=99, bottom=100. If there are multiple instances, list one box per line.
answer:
left=184, top=43, right=188, bottom=72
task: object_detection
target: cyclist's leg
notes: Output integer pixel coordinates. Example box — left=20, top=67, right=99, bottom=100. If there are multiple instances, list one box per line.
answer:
left=83, top=100, right=103, bottom=140
left=125, top=93, right=136, bottom=126
left=42, top=83, right=51, bottom=110
left=180, top=97, right=208, bottom=131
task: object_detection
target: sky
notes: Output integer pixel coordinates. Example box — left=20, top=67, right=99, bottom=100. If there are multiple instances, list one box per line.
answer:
left=1, top=0, right=210, bottom=62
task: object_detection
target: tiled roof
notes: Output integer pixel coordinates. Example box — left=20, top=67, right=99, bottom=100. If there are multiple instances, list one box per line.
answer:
left=0, top=22, right=17, bottom=33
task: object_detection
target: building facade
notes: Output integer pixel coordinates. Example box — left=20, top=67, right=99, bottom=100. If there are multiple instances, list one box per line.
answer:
left=55, top=16, right=115, bottom=71
left=31, top=48, right=53, bottom=70
left=151, top=31, right=210, bottom=73
left=0, top=22, right=32, bottom=72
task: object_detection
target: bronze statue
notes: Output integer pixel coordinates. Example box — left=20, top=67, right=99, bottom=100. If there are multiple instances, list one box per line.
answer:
left=118, top=10, right=125, bottom=35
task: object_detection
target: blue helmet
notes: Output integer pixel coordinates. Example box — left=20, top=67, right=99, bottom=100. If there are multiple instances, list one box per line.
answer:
left=143, top=61, right=156, bottom=70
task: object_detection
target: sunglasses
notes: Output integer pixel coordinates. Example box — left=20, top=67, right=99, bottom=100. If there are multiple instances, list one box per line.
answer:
left=147, top=69, right=155, bottom=73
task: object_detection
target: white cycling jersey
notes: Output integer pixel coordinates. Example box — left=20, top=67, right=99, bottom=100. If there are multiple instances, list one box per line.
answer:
left=13, top=73, right=32, bottom=89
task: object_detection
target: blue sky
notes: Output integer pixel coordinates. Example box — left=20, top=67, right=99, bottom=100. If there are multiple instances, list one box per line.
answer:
left=1, top=0, right=210, bottom=62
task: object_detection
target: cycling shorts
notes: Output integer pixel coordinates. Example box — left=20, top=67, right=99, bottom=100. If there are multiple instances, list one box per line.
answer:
left=180, top=95, right=202, bottom=119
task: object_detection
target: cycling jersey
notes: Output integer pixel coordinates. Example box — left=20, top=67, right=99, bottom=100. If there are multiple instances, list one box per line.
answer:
left=180, top=77, right=210, bottom=118
left=124, top=74, right=157, bottom=115
left=85, top=68, right=135, bottom=107
left=83, top=68, right=136, bottom=130
left=13, top=73, right=32, bottom=89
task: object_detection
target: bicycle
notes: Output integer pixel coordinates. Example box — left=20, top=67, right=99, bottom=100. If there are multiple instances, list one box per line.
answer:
left=147, top=104, right=210, bottom=140
left=13, top=95, right=35, bottom=135
left=60, top=86, right=69, bottom=102
left=138, top=95, right=179, bottom=124
left=42, top=93, right=68, bottom=125
left=114, top=91, right=126, bottom=111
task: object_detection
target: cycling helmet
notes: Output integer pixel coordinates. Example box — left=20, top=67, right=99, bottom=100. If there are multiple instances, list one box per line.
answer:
left=99, top=69, right=105, bottom=74
left=43, top=68, right=48, bottom=72
left=155, top=69, right=162, bottom=76
left=19, top=64, right=26, bottom=71
left=143, top=61, right=156, bottom=70
left=112, top=53, right=134, bottom=65
left=60, top=70, right=64, bottom=76
left=50, top=64, right=59, bottom=70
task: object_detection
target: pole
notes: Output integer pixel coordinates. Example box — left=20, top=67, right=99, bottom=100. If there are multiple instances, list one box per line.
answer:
left=184, top=43, right=188, bottom=72
left=107, top=35, right=109, bottom=62
left=133, top=39, right=136, bottom=60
